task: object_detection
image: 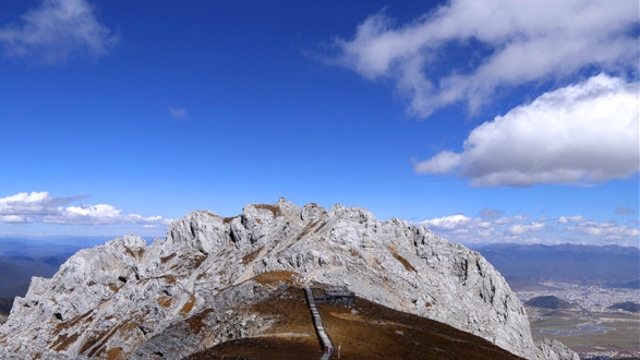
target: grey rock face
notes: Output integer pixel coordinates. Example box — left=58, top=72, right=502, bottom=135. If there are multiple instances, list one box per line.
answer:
left=539, top=339, right=581, bottom=360
left=0, top=199, right=577, bottom=360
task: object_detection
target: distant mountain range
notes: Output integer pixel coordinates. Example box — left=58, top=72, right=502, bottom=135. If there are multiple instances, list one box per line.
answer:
left=473, top=243, right=640, bottom=290
left=0, top=236, right=138, bottom=298
left=0, top=298, right=12, bottom=315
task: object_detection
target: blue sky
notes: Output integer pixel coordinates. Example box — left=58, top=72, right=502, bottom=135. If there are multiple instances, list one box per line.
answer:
left=0, top=0, right=638, bottom=246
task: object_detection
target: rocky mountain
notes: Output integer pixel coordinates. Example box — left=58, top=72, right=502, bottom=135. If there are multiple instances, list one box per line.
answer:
left=0, top=199, right=577, bottom=359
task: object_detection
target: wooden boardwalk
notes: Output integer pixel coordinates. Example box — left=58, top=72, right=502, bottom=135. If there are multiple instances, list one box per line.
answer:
left=304, top=287, right=334, bottom=360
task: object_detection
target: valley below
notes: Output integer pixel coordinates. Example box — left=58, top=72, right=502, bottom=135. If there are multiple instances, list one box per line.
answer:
left=526, top=305, right=639, bottom=359
left=475, top=244, right=640, bottom=359
left=516, top=284, right=639, bottom=359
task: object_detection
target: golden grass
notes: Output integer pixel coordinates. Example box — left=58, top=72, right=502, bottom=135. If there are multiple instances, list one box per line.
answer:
left=54, top=309, right=94, bottom=332
left=243, top=246, right=264, bottom=265
left=389, top=247, right=417, bottom=272
left=157, top=296, right=172, bottom=308
left=319, top=297, right=524, bottom=360
left=185, top=286, right=526, bottom=360
left=223, top=216, right=238, bottom=224
left=186, top=308, right=214, bottom=335
left=81, top=322, right=124, bottom=358
left=253, top=271, right=298, bottom=286
left=50, top=333, right=80, bottom=352
left=106, top=347, right=123, bottom=360
left=123, top=246, right=136, bottom=258
left=186, top=287, right=319, bottom=360
left=254, top=204, right=281, bottom=218
left=160, top=253, right=176, bottom=264
left=180, top=294, right=196, bottom=317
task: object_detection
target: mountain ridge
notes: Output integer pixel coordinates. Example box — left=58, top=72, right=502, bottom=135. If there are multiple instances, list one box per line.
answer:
left=0, top=199, right=577, bottom=359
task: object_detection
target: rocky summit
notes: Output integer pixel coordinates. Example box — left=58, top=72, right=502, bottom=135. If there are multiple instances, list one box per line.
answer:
left=0, top=199, right=578, bottom=360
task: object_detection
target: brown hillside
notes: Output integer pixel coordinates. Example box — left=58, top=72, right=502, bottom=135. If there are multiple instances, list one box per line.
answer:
left=185, top=286, right=525, bottom=360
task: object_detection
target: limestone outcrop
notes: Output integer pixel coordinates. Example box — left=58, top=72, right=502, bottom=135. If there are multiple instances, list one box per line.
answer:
left=0, top=199, right=577, bottom=359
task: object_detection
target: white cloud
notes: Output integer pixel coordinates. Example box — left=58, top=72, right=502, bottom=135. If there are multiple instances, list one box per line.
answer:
left=415, top=74, right=639, bottom=186
left=566, top=218, right=640, bottom=243
left=0, top=0, right=117, bottom=63
left=0, top=215, right=28, bottom=223
left=334, top=0, right=639, bottom=117
left=0, top=191, right=85, bottom=215
left=414, top=151, right=461, bottom=174
left=507, top=222, right=545, bottom=235
left=0, top=191, right=171, bottom=227
left=494, top=215, right=529, bottom=225
left=417, top=212, right=639, bottom=246
left=419, top=214, right=472, bottom=230
left=418, top=213, right=531, bottom=243
left=555, top=215, right=586, bottom=224
left=168, top=106, right=188, bottom=120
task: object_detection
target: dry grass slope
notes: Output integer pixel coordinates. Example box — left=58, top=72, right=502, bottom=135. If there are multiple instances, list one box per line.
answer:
left=185, top=285, right=526, bottom=360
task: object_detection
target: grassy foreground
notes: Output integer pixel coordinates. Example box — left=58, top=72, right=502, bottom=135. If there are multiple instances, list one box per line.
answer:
left=186, top=286, right=525, bottom=360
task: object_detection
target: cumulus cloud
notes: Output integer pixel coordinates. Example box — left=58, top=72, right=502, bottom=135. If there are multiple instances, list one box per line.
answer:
left=0, top=191, right=87, bottom=216
left=0, top=192, right=171, bottom=227
left=555, top=215, right=586, bottom=224
left=420, top=214, right=471, bottom=230
left=414, top=74, right=639, bottom=186
left=0, top=215, right=27, bottom=223
left=415, top=151, right=461, bottom=174
left=567, top=219, right=639, bottom=242
left=0, top=0, right=117, bottom=63
left=494, top=215, right=529, bottom=225
left=507, top=222, right=545, bottom=235
left=418, top=214, right=534, bottom=243
left=334, top=0, right=639, bottom=117
left=417, top=212, right=638, bottom=246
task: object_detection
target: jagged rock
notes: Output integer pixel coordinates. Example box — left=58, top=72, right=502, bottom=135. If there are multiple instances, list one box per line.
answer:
left=539, top=339, right=580, bottom=360
left=0, top=199, right=577, bottom=359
